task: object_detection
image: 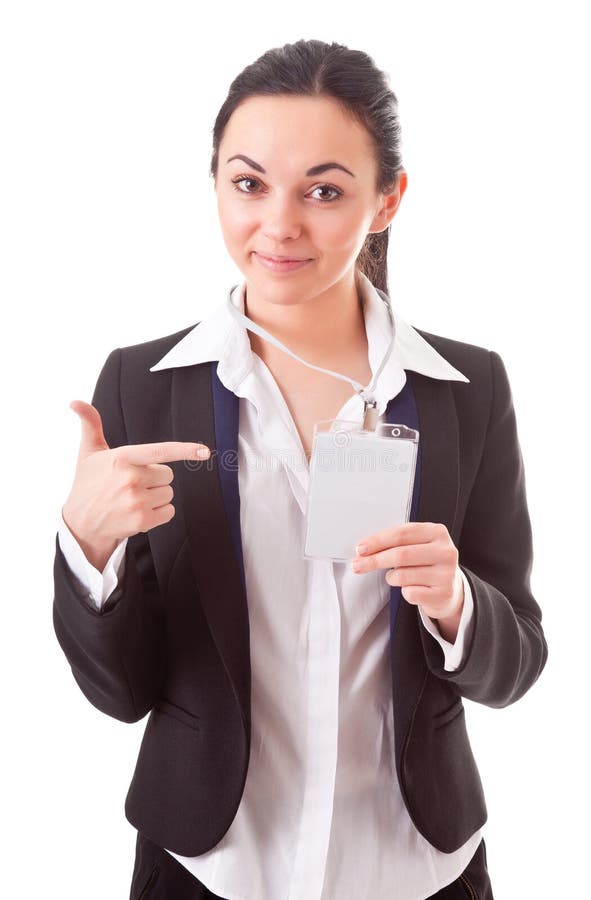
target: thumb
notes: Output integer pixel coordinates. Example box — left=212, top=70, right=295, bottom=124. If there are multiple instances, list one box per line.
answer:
left=69, top=400, right=110, bottom=456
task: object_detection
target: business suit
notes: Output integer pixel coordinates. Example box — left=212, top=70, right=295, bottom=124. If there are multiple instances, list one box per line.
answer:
left=53, top=293, right=547, bottom=893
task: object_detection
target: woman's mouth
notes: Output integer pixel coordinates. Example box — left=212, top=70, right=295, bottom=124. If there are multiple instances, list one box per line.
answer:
left=254, top=252, right=314, bottom=273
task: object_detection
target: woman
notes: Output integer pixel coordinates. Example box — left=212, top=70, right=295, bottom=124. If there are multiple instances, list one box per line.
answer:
left=53, top=39, right=547, bottom=899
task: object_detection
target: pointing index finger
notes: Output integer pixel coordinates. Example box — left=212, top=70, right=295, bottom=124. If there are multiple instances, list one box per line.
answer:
left=117, top=441, right=211, bottom=466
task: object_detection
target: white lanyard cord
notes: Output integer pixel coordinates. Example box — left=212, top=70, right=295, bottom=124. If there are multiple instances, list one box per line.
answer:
left=226, top=286, right=396, bottom=431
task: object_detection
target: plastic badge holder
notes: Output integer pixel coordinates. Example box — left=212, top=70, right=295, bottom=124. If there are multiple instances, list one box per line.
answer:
left=303, top=419, right=419, bottom=562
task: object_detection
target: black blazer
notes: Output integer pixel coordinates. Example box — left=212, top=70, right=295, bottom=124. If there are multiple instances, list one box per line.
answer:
left=53, top=319, right=548, bottom=857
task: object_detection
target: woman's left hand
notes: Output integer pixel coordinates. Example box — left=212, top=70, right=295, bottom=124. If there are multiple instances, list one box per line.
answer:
left=351, top=521, right=464, bottom=630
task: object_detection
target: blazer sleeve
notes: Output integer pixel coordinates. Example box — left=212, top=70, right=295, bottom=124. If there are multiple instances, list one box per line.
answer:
left=418, top=349, right=548, bottom=707
left=52, top=348, right=166, bottom=723
left=57, top=509, right=128, bottom=611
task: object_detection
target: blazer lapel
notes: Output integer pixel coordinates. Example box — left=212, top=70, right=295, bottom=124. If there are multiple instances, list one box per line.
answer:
left=411, top=371, right=460, bottom=539
left=390, top=371, right=461, bottom=755
left=171, top=361, right=251, bottom=730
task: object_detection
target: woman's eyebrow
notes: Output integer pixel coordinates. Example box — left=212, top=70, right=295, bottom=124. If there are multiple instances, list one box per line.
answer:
left=226, top=154, right=355, bottom=178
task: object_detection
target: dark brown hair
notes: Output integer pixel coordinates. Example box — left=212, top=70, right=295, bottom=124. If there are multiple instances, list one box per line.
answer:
left=209, top=39, right=404, bottom=296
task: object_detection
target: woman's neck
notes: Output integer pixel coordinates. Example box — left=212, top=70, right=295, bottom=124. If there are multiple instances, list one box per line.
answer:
left=243, top=272, right=367, bottom=368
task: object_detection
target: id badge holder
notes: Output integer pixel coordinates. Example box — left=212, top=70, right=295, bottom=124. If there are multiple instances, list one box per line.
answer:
left=303, top=418, right=419, bottom=562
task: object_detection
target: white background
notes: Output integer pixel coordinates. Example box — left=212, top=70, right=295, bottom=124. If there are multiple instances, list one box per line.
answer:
left=1, top=1, right=589, bottom=897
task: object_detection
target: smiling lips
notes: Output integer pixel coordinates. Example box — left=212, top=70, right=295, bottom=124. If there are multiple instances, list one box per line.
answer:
left=254, top=252, right=313, bottom=272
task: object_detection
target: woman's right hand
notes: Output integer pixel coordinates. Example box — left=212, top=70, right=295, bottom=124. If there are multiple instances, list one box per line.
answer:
left=61, top=400, right=211, bottom=570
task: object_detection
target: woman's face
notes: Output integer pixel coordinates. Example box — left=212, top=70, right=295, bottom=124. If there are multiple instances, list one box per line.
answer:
left=215, top=94, right=405, bottom=306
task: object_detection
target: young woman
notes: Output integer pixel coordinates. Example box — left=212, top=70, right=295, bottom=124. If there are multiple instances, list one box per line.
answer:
left=53, top=39, right=547, bottom=900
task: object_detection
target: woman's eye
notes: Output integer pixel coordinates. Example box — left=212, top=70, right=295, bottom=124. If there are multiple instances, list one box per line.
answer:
left=311, top=185, right=342, bottom=202
left=232, top=176, right=261, bottom=194
left=230, top=176, right=342, bottom=202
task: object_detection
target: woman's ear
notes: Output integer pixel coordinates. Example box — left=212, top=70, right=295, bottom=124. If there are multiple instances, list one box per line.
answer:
left=370, top=170, right=408, bottom=233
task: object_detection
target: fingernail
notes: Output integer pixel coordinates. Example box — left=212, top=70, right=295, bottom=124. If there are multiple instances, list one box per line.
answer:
left=355, top=544, right=368, bottom=555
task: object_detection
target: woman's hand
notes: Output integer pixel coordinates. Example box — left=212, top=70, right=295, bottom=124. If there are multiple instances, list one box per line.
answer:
left=351, top=522, right=465, bottom=641
left=62, top=400, right=211, bottom=570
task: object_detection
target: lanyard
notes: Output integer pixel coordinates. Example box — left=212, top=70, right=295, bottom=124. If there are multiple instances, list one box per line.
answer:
left=226, top=285, right=396, bottom=431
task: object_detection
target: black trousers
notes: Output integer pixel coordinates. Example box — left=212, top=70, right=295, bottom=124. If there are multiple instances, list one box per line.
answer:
left=129, top=830, right=493, bottom=899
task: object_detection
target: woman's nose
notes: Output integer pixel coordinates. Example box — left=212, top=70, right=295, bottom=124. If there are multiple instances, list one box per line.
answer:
left=261, top=196, right=304, bottom=242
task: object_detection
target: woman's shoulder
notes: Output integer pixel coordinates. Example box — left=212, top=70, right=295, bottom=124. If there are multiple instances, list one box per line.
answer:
left=412, top=324, right=498, bottom=388
left=410, top=326, right=522, bottom=437
left=116, top=321, right=201, bottom=372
